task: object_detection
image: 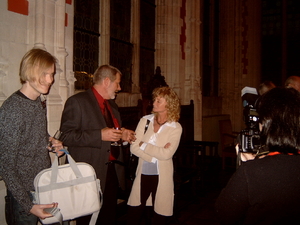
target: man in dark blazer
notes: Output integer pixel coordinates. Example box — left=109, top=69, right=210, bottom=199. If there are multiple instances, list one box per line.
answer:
left=60, top=65, right=136, bottom=225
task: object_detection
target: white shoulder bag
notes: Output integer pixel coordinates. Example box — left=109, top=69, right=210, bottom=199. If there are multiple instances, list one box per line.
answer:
left=33, top=150, right=102, bottom=224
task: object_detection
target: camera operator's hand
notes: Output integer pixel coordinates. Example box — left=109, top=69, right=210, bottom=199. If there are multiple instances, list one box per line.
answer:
left=235, top=144, right=256, bottom=162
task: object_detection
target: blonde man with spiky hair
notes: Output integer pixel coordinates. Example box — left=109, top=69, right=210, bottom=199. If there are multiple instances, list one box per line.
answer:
left=0, top=48, right=64, bottom=224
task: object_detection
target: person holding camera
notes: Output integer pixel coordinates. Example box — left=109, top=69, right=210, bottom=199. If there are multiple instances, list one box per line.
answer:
left=215, top=87, right=300, bottom=225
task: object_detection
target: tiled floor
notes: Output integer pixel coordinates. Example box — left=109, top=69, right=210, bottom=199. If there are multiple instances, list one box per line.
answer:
left=117, top=157, right=235, bottom=225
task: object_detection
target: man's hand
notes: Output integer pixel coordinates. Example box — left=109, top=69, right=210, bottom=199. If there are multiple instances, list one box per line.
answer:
left=48, top=137, right=65, bottom=157
left=30, top=202, right=58, bottom=219
left=101, top=127, right=123, bottom=142
left=121, top=128, right=136, bottom=144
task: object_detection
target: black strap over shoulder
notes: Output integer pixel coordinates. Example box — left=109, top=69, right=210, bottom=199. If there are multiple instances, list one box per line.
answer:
left=144, top=119, right=150, bottom=134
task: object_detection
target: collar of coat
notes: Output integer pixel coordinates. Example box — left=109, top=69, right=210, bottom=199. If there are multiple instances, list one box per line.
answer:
left=143, top=114, right=177, bottom=128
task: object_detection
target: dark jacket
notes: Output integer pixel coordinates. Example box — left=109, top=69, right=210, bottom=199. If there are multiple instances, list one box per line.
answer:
left=215, top=154, right=300, bottom=225
left=60, top=88, right=125, bottom=191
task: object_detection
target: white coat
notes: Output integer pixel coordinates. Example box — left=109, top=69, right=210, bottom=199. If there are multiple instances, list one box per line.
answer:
left=127, top=114, right=182, bottom=216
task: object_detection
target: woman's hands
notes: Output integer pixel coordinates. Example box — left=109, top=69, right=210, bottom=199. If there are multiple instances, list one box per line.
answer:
left=101, top=127, right=136, bottom=144
left=121, top=128, right=136, bottom=144
left=139, top=141, right=171, bottom=148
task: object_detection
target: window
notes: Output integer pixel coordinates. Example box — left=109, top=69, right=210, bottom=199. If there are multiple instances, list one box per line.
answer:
left=139, top=0, right=156, bottom=93
left=110, top=0, right=132, bottom=92
left=73, top=0, right=100, bottom=90
left=202, top=0, right=219, bottom=97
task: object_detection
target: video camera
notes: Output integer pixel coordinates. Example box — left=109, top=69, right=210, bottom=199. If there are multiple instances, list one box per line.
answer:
left=238, top=87, right=261, bottom=153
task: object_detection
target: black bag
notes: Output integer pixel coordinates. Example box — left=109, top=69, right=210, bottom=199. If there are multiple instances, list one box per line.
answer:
left=128, top=119, right=150, bottom=181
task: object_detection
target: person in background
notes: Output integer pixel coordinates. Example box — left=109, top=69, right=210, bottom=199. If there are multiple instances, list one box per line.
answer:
left=215, top=87, right=300, bottom=224
left=0, top=48, right=64, bottom=224
left=60, top=64, right=136, bottom=225
left=127, top=86, right=182, bottom=225
left=285, top=75, right=300, bottom=92
left=257, top=80, right=276, bottom=95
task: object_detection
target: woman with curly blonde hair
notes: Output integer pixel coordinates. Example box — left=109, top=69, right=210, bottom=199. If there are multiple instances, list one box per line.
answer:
left=127, top=86, right=182, bottom=225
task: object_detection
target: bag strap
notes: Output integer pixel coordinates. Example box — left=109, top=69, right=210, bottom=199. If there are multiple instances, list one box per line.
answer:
left=49, top=208, right=63, bottom=224
left=89, top=209, right=100, bottom=225
left=50, top=150, right=83, bottom=184
left=144, top=119, right=150, bottom=134
left=129, top=119, right=150, bottom=159
left=89, top=179, right=103, bottom=225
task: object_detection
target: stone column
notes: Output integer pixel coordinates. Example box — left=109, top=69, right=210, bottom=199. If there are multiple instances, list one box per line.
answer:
left=34, top=0, right=46, bottom=50
left=65, top=1, right=75, bottom=97
left=219, top=0, right=261, bottom=132
left=54, top=0, right=69, bottom=105
left=184, top=0, right=202, bottom=140
left=155, top=0, right=181, bottom=89
left=100, top=0, right=110, bottom=64
left=156, top=0, right=202, bottom=140
left=45, top=0, right=65, bottom=134
left=30, top=0, right=67, bottom=133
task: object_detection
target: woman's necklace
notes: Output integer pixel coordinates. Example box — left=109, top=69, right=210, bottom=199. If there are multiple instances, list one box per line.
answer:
left=155, top=117, right=167, bottom=126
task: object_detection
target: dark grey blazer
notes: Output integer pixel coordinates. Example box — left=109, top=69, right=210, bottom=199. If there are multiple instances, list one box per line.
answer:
left=60, top=88, right=125, bottom=191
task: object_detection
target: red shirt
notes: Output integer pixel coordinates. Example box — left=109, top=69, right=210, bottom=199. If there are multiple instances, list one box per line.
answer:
left=92, top=87, right=120, bottom=128
left=92, top=87, right=121, bottom=161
